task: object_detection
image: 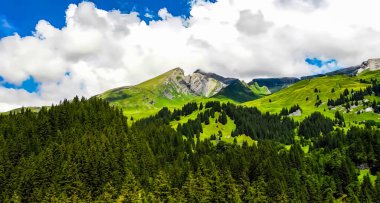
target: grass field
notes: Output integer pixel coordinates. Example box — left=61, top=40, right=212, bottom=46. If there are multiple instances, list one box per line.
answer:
left=170, top=110, right=256, bottom=146
left=245, top=72, right=380, bottom=123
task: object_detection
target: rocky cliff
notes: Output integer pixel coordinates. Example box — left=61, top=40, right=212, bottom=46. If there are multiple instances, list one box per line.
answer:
left=162, top=68, right=231, bottom=98
left=358, top=58, right=380, bottom=74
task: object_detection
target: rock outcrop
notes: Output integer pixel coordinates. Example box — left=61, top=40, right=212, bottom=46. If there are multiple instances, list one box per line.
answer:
left=164, top=68, right=192, bottom=95
left=163, top=68, right=231, bottom=98
left=358, top=58, right=380, bottom=74
left=189, top=72, right=224, bottom=97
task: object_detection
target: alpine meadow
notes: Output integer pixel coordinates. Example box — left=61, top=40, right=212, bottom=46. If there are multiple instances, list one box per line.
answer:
left=2, top=0, right=380, bottom=202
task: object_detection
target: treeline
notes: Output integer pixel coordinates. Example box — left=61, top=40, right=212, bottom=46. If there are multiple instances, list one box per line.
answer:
left=0, top=97, right=128, bottom=202
left=168, top=101, right=297, bottom=143
left=327, top=82, right=380, bottom=112
left=298, top=112, right=334, bottom=139
left=1, top=98, right=380, bottom=202
left=280, top=104, right=302, bottom=116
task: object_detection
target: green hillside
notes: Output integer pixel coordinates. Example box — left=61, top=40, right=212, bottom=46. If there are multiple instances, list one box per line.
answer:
left=3, top=79, right=380, bottom=202
left=245, top=70, right=380, bottom=123
left=99, top=68, right=197, bottom=119
left=99, top=68, right=266, bottom=119
left=213, top=80, right=262, bottom=102
left=2, top=106, right=43, bottom=115
left=248, top=81, right=271, bottom=95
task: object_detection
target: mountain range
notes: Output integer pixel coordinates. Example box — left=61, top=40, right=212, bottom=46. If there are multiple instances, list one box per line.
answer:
left=97, top=58, right=380, bottom=119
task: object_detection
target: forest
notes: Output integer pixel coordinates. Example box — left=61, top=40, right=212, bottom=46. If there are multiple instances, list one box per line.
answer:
left=1, top=97, right=380, bottom=202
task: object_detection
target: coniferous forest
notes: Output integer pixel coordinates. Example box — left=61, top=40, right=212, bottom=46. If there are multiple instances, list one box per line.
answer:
left=1, top=97, right=380, bottom=202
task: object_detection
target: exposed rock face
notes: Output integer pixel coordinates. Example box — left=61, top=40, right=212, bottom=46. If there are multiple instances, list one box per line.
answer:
left=164, top=68, right=192, bottom=95
left=363, top=59, right=380, bottom=70
left=163, top=68, right=230, bottom=98
left=358, top=58, right=380, bottom=74
left=194, top=69, right=237, bottom=85
left=288, top=109, right=302, bottom=117
left=189, top=72, right=224, bottom=97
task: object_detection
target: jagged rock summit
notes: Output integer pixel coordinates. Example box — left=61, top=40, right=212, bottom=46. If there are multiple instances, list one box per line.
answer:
left=160, top=67, right=234, bottom=97
left=358, top=58, right=380, bottom=73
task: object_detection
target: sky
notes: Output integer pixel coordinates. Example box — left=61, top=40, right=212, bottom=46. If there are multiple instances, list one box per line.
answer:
left=0, top=0, right=380, bottom=111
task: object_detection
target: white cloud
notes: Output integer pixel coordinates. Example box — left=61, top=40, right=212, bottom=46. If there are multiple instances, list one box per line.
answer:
left=236, top=10, right=274, bottom=36
left=274, top=0, right=328, bottom=11
left=1, top=0, right=380, bottom=111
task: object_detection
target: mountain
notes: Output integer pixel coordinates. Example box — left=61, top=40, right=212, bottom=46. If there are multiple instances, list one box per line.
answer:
left=250, top=59, right=380, bottom=93
left=5, top=59, right=380, bottom=202
left=98, top=67, right=265, bottom=118
left=213, top=80, right=262, bottom=102
left=245, top=68, right=380, bottom=123
left=98, top=68, right=195, bottom=119
left=193, top=69, right=238, bottom=85
left=358, top=58, right=380, bottom=73
left=249, top=77, right=300, bottom=93
left=300, top=66, right=361, bottom=80
left=300, top=58, right=380, bottom=80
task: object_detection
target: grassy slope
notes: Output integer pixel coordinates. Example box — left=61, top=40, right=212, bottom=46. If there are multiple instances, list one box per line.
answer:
left=245, top=71, right=380, bottom=123
left=100, top=69, right=262, bottom=120
left=99, top=69, right=197, bottom=119
left=2, top=106, right=43, bottom=115
left=249, top=82, right=271, bottom=95
left=213, top=81, right=261, bottom=103
left=170, top=110, right=256, bottom=146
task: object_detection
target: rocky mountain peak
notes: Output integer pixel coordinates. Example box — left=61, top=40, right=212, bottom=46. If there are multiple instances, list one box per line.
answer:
left=358, top=58, right=380, bottom=74
left=361, top=58, right=380, bottom=70
left=167, top=67, right=185, bottom=77
left=161, top=67, right=234, bottom=97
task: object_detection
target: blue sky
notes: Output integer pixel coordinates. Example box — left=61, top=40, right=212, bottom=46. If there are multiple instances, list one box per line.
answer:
left=305, top=58, right=337, bottom=68
left=0, top=0, right=377, bottom=111
left=0, top=0, right=214, bottom=93
left=0, top=0, right=203, bottom=38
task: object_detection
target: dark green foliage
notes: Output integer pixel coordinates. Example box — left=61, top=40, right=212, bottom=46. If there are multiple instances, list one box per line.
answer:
left=315, top=99, right=322, bottom=107
left=213, top=80, right=260, bottom=103
left=1, top=98, right=379, bottom=202
left=344, top=88, right=350, bottom=96
left=335, top=111, right=345, bottom=126
left=280, top=108, right=289, bottom=116
left=218, top=111, right=228, bottom=125
left=222, top=103, right=296, bottom=143
left=280, top=104, right=302, bottom=116
left=181, top=102, right=198, bottom=116
left=0, top=97, right=128, bottom=202
left=290, top=104, right=301, bottom=113
left=299, top=112, right=334, bottom=138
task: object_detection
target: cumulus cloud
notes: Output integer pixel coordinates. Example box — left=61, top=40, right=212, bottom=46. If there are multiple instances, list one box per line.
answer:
left=274, top=0, right=328, bottom=11
left=1, top=0, right=380, bottom=111
left=236, top=10, right=274, bottom=35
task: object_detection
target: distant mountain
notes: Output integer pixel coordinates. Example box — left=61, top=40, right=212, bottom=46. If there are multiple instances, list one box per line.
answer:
left=249, top=77, right=300, bottom=93
left=301, top=58, right=380, bottom=80
left=193, top=69, right=238, bottom=85
left=250, top=59, right=380, bottom=93
left=213, top=80, right=262, bottom=103
left=301, top=66, right=360, bottom=80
